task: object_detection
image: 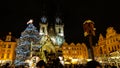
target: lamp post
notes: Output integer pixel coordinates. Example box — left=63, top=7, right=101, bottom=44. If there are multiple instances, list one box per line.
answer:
left=83, top=20, right=96, bottom=60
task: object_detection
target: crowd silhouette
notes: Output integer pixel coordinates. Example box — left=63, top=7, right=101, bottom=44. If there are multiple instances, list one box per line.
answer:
left=0, top=58, right=118, bottom=68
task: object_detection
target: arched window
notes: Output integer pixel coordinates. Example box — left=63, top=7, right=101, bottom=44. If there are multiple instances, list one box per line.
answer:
left=1, top=54, right=4, bottom=58
left=59, top=28, right=61, bottom=33
left=114, top=46, right=117, bottom=51
left=8, top=44, right=11, bottom=48
left=118, top=45, right=120, bottom=49
left=112, top=46, right=114, bottom=52
left=42, top=27, right=45, bottom=33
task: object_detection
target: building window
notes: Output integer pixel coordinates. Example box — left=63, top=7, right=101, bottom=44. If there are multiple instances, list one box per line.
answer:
left=119, top=40, right=120, bottom=42
left=42, top=27, right=45, bottom=33
left=59, top=28, right=61, bottom=33
left=109, top=47, right=110, bottom=52
left=118, top=45, right=119, bottom=49
left=113, top=39, right=115, bottom=42
left=3, top=44, right=6, bottom=48
left=115, top=46, right=117, bottom=51
left=7, top=53, right=9, bottom=58
left=68, top=47, right=71, bottom=49
left=107, top=41, right=109, bottom=44
left=1, top=54, right=4, bottom=58
left=116, top=38, right=118, bottom=41
left=8, top=45, right=11, bottom=48
left=112, top=46, right=114, bottom=52
left=7, top=50, right=10, bottom=53
left=2, top=50, right=5, bottom=52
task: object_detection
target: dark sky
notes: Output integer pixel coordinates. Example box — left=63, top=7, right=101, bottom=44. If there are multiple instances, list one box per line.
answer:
left=0, top=0, right=120, bottom=44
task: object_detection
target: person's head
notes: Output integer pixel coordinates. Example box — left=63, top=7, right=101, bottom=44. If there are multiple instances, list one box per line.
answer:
left=36, top=60, right=46, bottom=68
left=5, top=63, right=10, bottom=67
left=86, top=60, right=102, bottom=68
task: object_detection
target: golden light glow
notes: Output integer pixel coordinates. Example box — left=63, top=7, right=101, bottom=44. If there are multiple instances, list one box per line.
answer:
left=0, top=32, right=17, bottom=64
left=62, top=42, right=88, bottom=64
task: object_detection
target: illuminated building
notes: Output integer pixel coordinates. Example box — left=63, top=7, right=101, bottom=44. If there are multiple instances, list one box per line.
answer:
left=0, top=32, right=17, bottom=64
left=29, top=15, right=65, bottom=64
left=39, top=16, right=65, bottom=47
left=93, top=27, right=120, bottom=62
left=61, top=42, right=88, bottom=64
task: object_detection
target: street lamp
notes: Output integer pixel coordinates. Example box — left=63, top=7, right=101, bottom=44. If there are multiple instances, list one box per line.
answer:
left=83, top=20, right=96, bottom=60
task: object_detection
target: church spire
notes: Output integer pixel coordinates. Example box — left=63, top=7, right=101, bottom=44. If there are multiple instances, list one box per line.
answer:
left=40, top=0, right=47, bottom=15
left=41, top=16, right=47, bottom=23
left=54, top=0, right=63, bottom=25
left=98, top=33, right=104, bottom=42
left=39, top=0, right=48, bottom=35
left=54, top=0, right=64, bottom=37
left=40, top=0, right=48, bottom=24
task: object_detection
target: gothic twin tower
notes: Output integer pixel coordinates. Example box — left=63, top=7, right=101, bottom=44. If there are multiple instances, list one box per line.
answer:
left=39, top=16, right=64, bottom=37
left=38, top=15, right=65, bottom=46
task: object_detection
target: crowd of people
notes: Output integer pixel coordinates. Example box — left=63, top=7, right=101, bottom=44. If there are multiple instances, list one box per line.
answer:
left=0, top=58, right=118, bottom=68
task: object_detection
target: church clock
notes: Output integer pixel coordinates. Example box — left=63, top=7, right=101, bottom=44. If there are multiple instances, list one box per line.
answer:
left=56, top=36, right=64, bottom=46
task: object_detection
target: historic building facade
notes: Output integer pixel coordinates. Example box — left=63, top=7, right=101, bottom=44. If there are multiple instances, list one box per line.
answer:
left=61, top=42, right=88, bottom=64
left=39, top=16, right=65, bottom=47
left=0, top=32, right=17, bottom=64
left=93, top=27, right=120, bottom=62
left=29, top=16, right=65, bottom=64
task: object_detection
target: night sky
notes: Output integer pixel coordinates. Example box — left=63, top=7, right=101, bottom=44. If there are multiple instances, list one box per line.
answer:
left=0, top=0, right=120, bottom=45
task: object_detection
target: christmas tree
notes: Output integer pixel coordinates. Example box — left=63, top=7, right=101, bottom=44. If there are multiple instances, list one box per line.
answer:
left=14, top=19, right=40, bottom=66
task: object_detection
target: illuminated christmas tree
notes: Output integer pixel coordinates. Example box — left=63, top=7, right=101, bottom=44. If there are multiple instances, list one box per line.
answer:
left=14, top=19, right=40, bottom=66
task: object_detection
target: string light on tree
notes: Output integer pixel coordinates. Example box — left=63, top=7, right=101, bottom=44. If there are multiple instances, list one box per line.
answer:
left=14, top=19, right=40, bottom=66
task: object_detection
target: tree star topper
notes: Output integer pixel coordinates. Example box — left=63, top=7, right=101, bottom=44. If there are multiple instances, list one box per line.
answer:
left=27, top=19, right=33, bottom=24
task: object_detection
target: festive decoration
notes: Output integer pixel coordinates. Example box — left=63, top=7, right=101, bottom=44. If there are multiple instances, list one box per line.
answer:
left=14, top=20, right=40, bottom=66
left=14, top=16, right=65, bottom=66
left=27, top=19, right=33, bottom=24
